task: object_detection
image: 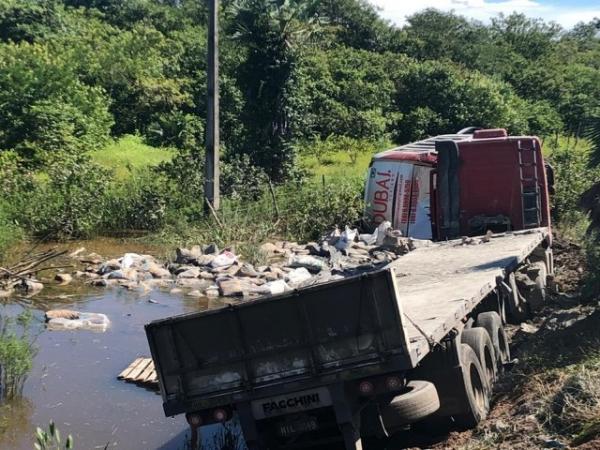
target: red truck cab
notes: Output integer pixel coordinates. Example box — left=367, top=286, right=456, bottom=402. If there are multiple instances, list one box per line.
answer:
left=364, top=128, right=551, bottom=240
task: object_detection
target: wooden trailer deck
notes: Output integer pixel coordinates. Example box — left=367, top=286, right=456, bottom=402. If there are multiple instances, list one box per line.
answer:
left=388, top=228, right=549, bottom=365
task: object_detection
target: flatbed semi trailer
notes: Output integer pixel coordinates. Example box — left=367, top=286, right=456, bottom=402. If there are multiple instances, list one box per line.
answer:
left=146, top=227, right=552, bottom=450
left=147, top=128, right=554, bottom=449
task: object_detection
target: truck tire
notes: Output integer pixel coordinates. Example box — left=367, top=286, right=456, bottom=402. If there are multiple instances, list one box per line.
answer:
left=475, top=311, right=510, bottom=367
left=525, top=261, right=547, bottom=311
left=453, top=343, right=490, bottom=430
left=507, top=272, right=529, bottom=324
left=461, top=328, right=497, bottom=388
left=380, top=380, right=440, bottom=430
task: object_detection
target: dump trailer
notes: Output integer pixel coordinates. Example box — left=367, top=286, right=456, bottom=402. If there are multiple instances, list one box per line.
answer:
left=146, top=129, right=554, bottom=449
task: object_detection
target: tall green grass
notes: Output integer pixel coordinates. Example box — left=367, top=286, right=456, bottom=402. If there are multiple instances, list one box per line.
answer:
left=90, top=135, right=175, bottom=180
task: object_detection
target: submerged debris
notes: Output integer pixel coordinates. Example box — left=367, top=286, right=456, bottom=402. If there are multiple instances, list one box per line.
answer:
left=44, top=309, right=110, bottom=332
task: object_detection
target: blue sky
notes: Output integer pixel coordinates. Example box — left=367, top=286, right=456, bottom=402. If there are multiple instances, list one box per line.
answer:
left=369, top=0, right=600, bottom=29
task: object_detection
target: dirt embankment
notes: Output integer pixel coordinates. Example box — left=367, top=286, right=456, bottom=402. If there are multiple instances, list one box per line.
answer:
left=400, top=236, right=600, bottom=450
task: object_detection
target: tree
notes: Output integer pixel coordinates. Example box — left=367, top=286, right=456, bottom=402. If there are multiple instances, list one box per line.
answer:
left=307, top=0, right=403, bottom=52
left=391, top=61, right=529, bottom=143
left=402, top=9, right=487, bottom=63
left=233, top=0, right=319, bottom=181
left=0, top=41, right=112, bottom=164
left=294, top=47, right=404, bottom=141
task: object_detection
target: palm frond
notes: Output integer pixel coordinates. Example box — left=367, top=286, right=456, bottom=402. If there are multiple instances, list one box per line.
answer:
left=584, top=115, right=600, bottom=167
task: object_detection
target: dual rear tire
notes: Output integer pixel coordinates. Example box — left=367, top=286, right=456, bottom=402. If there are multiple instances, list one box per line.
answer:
left=414, top=311, right=507, bottom=434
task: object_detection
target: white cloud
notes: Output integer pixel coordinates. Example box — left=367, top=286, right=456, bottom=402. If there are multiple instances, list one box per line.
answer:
left=369, top=0, right=600, bottom=29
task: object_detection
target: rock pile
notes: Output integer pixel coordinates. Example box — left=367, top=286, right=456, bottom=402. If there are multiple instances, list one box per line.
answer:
left=74, top=223, right=426, bottom=300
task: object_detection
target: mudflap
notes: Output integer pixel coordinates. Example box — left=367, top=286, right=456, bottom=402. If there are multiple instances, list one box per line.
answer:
left=330, top=383, right=364, bottom=450
left=237, top=401, right=260, bottom=450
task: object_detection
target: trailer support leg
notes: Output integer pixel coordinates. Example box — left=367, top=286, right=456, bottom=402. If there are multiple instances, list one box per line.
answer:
left=236, top=402, right=260, bottom=450
left=330, top=383, right=363, bottom=450
left=189, top=424, right=200, bottom=450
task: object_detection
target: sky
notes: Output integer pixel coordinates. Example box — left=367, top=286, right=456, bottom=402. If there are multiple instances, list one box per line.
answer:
left=369, top=0, right=600, bottom=29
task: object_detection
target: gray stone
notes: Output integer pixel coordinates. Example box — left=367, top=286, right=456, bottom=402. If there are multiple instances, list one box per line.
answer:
left=218, top=278, right=254, bottom=297
left=177, top=267, right=202, bottom=279
left=239, top=264, right=260, bottom=278
left=187, top=290, right=205, bottom=298
left=175, top=246, right=202, bottom=264
left=99, top=259, right=121, bottom=274
left=176, top=278, right=211, bottom=290
left=260, top=242, right=284, bottom=256
left=202, top=243, right=219, bottom=255
left=287, top=255, right=327, bottom=273
left=55, top=273, right=73, bottom=284
left=205, top=287, right=220, bottom=298
left=149, top=264, right=172, bottom=279
left=195, top=254, right=216, bottom=266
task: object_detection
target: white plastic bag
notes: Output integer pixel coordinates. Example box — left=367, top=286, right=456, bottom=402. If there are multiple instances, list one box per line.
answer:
left=47, top=313, right=110, bottom=332
left=335, top=226, right=359, bottom=250
left=265, top=280, right=290, bottom=295
left=211, top=251, right=237, bottom=268
left=285, top=267, right=312, bottom=286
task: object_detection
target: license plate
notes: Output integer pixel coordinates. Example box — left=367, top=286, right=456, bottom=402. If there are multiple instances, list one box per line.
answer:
left=278, top=417, right=318, bottom=437
left=252, top=387, right=332, bottom=419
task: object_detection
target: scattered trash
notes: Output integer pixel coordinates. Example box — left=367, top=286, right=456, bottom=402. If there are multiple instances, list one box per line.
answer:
left=335, top=226, right=359, bottom=251
left=265, top=280, right=290, bottom=295
left=211, top=251, right=237, bottom=268
left=54, top=273, right=73, bottom=285
left=288, top=255, right=327, bottom=273
left=45, top=310, right=110, bottom=332
left=359, top=221, right=391, bottom=246
left=285, top=267, right=312, bottom=286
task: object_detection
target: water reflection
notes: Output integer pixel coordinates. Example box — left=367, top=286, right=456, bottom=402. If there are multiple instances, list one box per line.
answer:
left=0, top=264, right=221, bottom=448
left=0, top=398, right=34, bottom=448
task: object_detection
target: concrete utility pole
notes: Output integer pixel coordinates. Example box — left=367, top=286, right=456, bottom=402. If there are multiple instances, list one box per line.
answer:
left=204, top=0, right=220, bottom=212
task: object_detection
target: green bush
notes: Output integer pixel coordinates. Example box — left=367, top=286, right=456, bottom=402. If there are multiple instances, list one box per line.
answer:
left=548, top=140, right=600, bottom=228
left=0, top=203, right=22, bottom=262
left=0, top=310, right=36, bottom=400
left=281, top=176, right=365, bottom=241
left=15, top=153, right=111, bottom=240
left=102, top=171, right=168, bottom=232
left=0, top=42, right=113, bottom=165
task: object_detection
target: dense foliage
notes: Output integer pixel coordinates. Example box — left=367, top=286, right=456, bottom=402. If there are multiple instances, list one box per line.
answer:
left=0, top=0, right=598, bottom=243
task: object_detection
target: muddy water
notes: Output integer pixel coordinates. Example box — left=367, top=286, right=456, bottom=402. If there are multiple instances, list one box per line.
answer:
left=0, top=239, right=241, bottom=450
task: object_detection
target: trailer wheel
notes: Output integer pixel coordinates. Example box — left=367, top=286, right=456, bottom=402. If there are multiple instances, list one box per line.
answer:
left=507, top=272, right=529, bottom=323
left=476, top=311, right=511, bottom=367
left=452, top=343, right=490, bottom=430
left=524, top=261, right=547, bottom=311
left=380, top=380, right=440, bottom=430
left=461, top=328, right=496, bottom=388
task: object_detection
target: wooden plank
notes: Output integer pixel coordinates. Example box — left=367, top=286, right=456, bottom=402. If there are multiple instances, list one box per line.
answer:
left=136, top=359, right=155, bottom=382
left=118, top=357, right=144, bottom=379
left=143, top=369, right=157, bottom=384
left=127, top=358, right=152, bottom=381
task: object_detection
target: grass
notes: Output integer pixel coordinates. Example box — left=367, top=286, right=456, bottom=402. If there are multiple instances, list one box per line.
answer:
left=90, top=135, right=175, bottom=180
left=299, top=138, right=393, bottom=180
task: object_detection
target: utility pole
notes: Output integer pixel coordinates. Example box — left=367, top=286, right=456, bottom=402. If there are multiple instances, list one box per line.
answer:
left=204, top=0, right=220, bottom=212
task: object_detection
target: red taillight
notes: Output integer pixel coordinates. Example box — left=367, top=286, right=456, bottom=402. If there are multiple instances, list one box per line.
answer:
left=385, top=376, right=402, bottom=391
left=358, top=380, right=374, bottom=396
left=186, top=413, right=202, bottom=427
left=213, top=408, right=228, bottom=422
